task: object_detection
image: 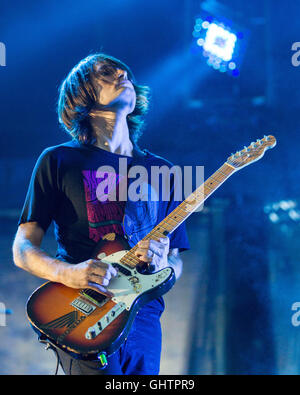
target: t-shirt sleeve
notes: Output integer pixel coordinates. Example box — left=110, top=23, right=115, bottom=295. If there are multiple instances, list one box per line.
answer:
left=18, top=149, right=58, bottom=232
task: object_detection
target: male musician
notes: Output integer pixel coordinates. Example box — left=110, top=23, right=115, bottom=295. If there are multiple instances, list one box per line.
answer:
left=12, top=53, right=190, bottom=375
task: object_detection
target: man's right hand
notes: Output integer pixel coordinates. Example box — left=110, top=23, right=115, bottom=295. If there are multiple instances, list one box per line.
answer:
left=61, top=259, right=118, bottom=297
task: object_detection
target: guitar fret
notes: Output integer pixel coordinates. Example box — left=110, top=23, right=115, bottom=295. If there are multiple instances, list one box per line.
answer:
left=171, top=211, right=185, bottom=220
left=120, top=256, right=134, bottom=265
left=120, top=248, right=139, bottom=266
left=208, top=175, right=219, bottom=182
left=220, top=166, right=232, bottom=176
left=206, top=178, right=220, bottom=187
left=177, top=209, right=187, bottom=217
left=205, top=183, right=214, bottom=191
left=209, top=174, right=223, bottom=183
left=157, top=223, right=172, bottom=232
left=165, top=217, right=179, bottom=227
left=121, top=256, right=138, bottom=268
left=218, top=169, right=228, bottom=176
left=219, top=167, right=232, bottom=178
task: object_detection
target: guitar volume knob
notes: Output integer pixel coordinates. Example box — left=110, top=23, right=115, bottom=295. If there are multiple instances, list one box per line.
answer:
left=87, top=328, right=96, bottom=339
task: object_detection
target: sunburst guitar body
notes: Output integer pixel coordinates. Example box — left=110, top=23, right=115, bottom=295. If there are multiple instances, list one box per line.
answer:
left=26, top=234, right=175, bottom=361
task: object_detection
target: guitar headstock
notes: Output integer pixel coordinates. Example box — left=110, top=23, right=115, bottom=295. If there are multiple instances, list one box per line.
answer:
left=226, top=135, right=276, bottom=170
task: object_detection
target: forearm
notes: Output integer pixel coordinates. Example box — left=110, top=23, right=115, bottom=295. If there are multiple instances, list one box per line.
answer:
left=13, top=223, right=117, bottom=295
left=13, top=236, right=69, bottom=283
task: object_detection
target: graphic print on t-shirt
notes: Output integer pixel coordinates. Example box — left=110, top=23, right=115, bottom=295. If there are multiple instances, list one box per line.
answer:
left=123, top=182, right=159, bottom=247
left=82, top=169, right=126, bottom=243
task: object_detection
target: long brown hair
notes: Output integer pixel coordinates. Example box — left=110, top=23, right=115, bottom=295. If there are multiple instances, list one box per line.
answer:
left=57, top=53, right=150, bottom=145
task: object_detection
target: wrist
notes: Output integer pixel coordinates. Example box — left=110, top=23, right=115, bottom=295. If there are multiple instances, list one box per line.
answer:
left=51, top=258, right=72, bottom=284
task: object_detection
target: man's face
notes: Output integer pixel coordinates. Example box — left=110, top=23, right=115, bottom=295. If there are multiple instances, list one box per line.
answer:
left=92, top=62, right=136, bottom=114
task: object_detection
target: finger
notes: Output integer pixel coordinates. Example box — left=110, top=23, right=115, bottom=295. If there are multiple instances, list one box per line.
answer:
left=106, top=263, right=118, bottom=277
left=90, top=265, right=111, bottom=280
left=98, top=271, right=112, bottom=282
left=89, top=273, right=110, bottom=287
left=139, top=239, right=167, bottom=253
left=87, top=281, right=114, bottom=298
left=157, top=238, right=170, bottom=254
left=134, top=248, right=153, bottom=262
left=138, top=239, right=164, bottom=251
left=91, top=260, right=118, bottom=277
left=135, top=246, right=161, bottom=260
left=139, top=238, right=168, bottom=246
left=159, top=237, right=169, bottom=245
left=150, top=243, right=164, bottom=257
left=138, top=243, right=164, bottom=258
left=137, top=240, right=150, bottom=248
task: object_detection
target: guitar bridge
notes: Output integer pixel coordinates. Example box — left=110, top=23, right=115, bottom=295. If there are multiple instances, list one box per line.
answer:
left=70, top=297, right=96, bottom=315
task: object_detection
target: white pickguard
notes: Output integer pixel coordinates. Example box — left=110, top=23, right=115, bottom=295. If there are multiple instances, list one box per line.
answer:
left=85, top=250, right=173, bottom=339
left=97, top=250, right=172, bottom=310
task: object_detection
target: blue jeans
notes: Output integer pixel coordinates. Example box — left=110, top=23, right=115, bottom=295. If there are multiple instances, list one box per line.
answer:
left=56, top=302, right=163, bottom=375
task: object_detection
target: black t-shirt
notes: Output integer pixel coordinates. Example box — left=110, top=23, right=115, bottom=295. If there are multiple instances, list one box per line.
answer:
left=19, top=140, right=190, bottom=313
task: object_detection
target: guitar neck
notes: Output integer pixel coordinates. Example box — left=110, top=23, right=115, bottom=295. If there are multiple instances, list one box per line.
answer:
left=120, top=162, right=236, bottom=268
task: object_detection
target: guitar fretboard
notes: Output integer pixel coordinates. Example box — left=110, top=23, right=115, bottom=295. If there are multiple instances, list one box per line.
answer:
left=120, top=162, right=236, bottom=268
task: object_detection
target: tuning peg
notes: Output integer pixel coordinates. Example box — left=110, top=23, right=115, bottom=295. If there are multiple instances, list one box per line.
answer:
left=256, top=139, right=262, bottom=145
left=244, top=146, right=249, bottom=152
left=263, top=135, right=270, bottom=141
left=250, top=142, right=256, bottom=148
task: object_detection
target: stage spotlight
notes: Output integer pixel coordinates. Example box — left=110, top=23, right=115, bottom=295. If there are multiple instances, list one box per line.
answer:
left=264, top=200, right=300, bottom=225
left=191, top=15, right=247, bottom=77
left=203, top=23, right=237, bottom=61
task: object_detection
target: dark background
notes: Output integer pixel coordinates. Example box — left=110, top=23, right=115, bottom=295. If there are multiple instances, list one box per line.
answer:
left=1, top=0, right=300, bottom=374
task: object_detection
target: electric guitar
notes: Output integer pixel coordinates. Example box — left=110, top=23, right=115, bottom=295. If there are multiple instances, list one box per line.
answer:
left=26, top=135, right=276, bottom=363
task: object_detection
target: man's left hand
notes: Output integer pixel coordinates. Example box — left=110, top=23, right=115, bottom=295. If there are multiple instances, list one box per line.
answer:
left=134, top=237, right=170, bottom=272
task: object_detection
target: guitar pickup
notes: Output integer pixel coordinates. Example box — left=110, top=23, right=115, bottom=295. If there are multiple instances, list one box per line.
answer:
left=112, top=263, right=132, bottom=276
left=80, top=289, right=108, bottom=308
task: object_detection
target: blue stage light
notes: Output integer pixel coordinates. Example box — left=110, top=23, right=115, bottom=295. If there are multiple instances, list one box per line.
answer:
left=228, top=61, right=236, bottom=70
left=191, top=14, right=247, bottom=77
left=203, top=23, right=237, bottom=61
left=197, top=38, right=205, bottom=46
left=264, top=200, right=300, bottom=224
